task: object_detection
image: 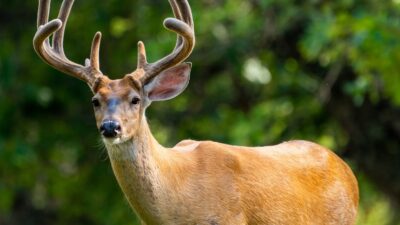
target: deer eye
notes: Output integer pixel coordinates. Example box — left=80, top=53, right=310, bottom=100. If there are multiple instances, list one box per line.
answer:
left=131, top=97, right=140, bottom=105
left=92, top=99, right=100, bottom=107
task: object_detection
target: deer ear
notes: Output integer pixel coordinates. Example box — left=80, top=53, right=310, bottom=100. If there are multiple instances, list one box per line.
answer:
left=144, top=63, right=191, bottom=101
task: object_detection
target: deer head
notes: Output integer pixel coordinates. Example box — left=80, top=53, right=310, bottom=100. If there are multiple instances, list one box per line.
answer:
left=33, top=0, right=195, bottom=145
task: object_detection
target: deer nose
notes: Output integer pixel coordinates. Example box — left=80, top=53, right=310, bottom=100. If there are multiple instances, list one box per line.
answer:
left=100, top=120, right=121, bottom=138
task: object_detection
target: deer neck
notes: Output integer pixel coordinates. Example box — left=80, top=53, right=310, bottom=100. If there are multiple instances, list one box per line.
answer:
left=105, top=117, right=167, bottom=223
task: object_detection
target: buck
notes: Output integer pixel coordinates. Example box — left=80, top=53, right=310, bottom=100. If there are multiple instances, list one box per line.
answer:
left=33, top=0, right=359, bottom=224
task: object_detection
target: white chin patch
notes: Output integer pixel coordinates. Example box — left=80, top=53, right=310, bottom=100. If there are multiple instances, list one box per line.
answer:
left=102, top=136, right=128, bottom=145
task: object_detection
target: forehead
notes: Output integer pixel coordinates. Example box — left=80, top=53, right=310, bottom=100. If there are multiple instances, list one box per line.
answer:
left=95, top=77, right=140, bottom=99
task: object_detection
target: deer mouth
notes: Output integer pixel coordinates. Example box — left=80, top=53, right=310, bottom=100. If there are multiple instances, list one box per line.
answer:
left=102, top=135, right=128, bottom=145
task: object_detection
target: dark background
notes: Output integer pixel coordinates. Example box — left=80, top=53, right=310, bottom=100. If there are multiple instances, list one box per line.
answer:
left=1, top=0, right=400, bottom=224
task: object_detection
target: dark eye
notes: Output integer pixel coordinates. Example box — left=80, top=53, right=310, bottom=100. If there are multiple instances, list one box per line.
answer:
left=131, top=97, right=140, bottom=105
left=92, top=99, right=100, bottom=107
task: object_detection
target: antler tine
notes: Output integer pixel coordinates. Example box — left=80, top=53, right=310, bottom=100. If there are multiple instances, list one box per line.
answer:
left=174, top=0, right=194, bottom=56
left=89, top=32, right=102, bottom=72
left=140, top=0, right=195, bottom=84
left=169, top=0, right=183, bottom=50
left=33, top=0, right=102, bottom=86
left=175, top=0, right=193, bottom=28
left=137, top=41, right=148, bottom=69
left=37, top=0, right=50, bottom=27
left=52, top=0, right=74, bottom=56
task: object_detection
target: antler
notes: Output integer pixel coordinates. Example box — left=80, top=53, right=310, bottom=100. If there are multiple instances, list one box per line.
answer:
left=33, top=0, right=102, bottom=86
left=137, top=0, right=195, bottom=84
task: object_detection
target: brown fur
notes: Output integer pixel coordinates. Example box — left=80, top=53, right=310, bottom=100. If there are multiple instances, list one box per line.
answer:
left=96, top=77, right=359, bottom=225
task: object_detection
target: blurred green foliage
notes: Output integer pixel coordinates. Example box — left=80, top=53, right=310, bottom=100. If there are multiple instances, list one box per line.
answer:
left=1, top=0, right=400, bottom=224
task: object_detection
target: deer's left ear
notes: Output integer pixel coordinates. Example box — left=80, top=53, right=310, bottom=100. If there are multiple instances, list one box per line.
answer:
left=144, top=62, right=191, bottom=101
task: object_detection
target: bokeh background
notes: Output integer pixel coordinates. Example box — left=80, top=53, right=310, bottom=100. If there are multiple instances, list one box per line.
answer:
left=1, top=0, right=400, bottom=224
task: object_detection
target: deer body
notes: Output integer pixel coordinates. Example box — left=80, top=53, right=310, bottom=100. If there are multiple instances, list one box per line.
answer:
left=107, top=117, right=358, bottom=225
left=33, top=0, right=359, bottom=224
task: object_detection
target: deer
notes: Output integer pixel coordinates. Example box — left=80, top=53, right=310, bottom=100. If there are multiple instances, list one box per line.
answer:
left=33, top=0, right=359, bottom=224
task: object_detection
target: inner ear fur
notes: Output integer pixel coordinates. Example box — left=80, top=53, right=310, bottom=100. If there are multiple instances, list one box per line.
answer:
left=144, top=62, right=192, bottom=102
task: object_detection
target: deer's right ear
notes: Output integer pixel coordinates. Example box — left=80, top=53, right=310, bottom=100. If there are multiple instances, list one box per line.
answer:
left=144, top=63, right=191, bottom=102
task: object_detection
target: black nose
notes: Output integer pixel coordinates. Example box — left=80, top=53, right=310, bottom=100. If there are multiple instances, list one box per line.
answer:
left=100, top=120, right=121, bottom=138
